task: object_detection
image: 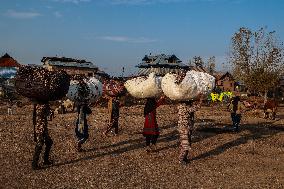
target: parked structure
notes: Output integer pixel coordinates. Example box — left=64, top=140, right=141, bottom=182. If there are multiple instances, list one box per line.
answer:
left=136, top=54, right=189, bottom=76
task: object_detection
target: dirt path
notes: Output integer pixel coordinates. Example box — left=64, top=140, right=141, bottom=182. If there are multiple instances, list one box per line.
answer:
left=0, top=105, right=283, bottom=188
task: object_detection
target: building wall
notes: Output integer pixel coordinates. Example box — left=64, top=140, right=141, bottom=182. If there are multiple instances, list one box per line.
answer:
left=44, top=64, right=97, bottom=77
left=216, top=76, right=235, bottom=92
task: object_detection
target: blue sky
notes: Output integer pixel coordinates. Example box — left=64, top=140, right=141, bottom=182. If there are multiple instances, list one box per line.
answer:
left=0, top=0, right=284, bottom=76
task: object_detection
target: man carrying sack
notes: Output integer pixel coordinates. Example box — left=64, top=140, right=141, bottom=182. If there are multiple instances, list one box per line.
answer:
left=32, top=102, right=53, bottom=170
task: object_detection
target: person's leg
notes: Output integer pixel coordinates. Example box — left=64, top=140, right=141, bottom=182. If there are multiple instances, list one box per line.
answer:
left=235, top=114, right=241, bottom=132
left=145, top=135, right=151, bottom=146
left=32, top=135, right=44, bottom=170
left=104, top=119, right=114, bottom=136
left=231, top=113, right=236, bottom=128
left=114, top=118, right=119, bottom=134
left=151, top=135, right=158, bottom=145
left=77, top=126, right=89, bottom=152
left=43, top=131, right=53, bottom=165
left=178, top=127, right=190, bottom=163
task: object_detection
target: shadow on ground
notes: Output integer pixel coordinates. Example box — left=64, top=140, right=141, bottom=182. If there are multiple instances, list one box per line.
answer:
left=45, top=119, right=283, bottom=169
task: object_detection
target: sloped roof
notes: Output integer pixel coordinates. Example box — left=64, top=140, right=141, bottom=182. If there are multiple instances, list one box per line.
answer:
left=218, top=72, right=234, bottom=80
left=188, top=65, right=208, bottom=73
left=137, top=67, right=187, bottom=76
left=137, top=54, right=188, bottom=69
left=0, top=53, right=21, bottom=68
left=42, top=56, right=98, bottom=69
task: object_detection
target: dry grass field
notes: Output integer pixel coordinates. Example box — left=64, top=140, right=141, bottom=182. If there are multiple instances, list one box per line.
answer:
left=0, top=103, right=283, bottom=188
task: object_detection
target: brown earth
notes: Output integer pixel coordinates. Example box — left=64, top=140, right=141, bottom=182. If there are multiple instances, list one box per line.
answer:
left=0, top=104, right=283, bottom=189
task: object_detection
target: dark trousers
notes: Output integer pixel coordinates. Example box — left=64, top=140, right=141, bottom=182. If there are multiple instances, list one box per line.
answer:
left=106, top=118, right=119, bottom=134
left=33, top=131, right=53, bottom=167
left=145, top=134, right=159, bottom=146
left=231, top=113, right=241, bottom=130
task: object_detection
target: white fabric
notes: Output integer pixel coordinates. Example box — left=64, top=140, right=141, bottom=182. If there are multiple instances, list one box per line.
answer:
left=67, top=77, right=102, bottom=103
left=124, top=72, right=162, bottom=98
left=161, top=70, right=215, bottom=100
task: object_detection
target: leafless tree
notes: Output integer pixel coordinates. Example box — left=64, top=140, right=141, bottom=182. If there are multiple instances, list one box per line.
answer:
left=229, top=27, right=284, bottom=101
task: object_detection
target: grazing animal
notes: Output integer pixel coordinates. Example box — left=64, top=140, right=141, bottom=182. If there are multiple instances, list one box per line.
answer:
left=263, top=99, right=278, bottom=120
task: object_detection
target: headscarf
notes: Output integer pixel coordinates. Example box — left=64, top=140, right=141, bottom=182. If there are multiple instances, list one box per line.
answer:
left=144, top=98, right=157, bottom=116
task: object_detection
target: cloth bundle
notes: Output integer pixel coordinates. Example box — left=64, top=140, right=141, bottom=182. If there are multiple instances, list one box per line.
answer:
left=67, top=77, right=102, bottom=104
left=103, top=79, right=126, bottom=97
left=124, top=72, right=162, bottom=99
left=161, top=70, right=215, bottom=101
left=14, top=66, right=70, bottom=102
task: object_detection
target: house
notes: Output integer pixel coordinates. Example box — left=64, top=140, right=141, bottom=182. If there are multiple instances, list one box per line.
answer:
left=0, top=53, right=21, bottom=79
left=214, top=72, right=236, bottom=92
left=136, top=54, right=189, bottom=76
left=41, top=56, right=100, bottom=77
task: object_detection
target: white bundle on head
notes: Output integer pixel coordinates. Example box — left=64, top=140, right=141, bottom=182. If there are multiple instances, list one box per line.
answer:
left=124, top=72, right=162, bottom=98
left=161, top=70, right=215, bottom=101
left=67, top=77, right=103, bottom=103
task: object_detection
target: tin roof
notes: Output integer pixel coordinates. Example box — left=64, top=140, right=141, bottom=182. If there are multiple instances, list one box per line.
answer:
left=137, top=54, right=188, bottom=69
left=42, top=56, right=98, bottom=69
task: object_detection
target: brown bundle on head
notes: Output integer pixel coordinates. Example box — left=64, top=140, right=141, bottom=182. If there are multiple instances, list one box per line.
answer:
left=14, top=66, right=70, bottom=102
left=103, top=79, right=126, bottom=97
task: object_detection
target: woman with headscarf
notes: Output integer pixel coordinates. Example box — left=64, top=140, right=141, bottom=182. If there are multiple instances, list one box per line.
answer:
left=143, top=96, right=165, bottom=152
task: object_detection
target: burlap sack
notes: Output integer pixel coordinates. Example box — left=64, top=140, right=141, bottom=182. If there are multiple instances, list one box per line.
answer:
left=14, top=66, right=70, bottom=102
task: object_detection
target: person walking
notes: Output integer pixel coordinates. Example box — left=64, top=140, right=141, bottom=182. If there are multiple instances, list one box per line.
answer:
left=32, top=102, right=53, bottom=170
left=177, top=96, right=202, bottom=165
left=229, top=95, right=245, bottom=132
left=7, top=99, right=13, bottom=115
left=104, top=96, right=121, bottom=136
left=143, top=96, right=165, bottom=152
left=75, top=103, right=92, bottom=152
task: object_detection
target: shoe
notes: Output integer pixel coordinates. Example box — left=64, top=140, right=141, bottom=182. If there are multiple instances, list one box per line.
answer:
left=32, top=163, right=41, bottom=170
left=146, top=146, right=151, bottom=153
left=179, top=160, right=188, bottom=165
left=43, top=159, right=53, bottom=166
left=233, top=127, right=240, bottom=132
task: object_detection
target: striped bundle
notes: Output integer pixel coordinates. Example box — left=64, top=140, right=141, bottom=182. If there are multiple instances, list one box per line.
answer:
left=103, top=79, right=126, bottom=97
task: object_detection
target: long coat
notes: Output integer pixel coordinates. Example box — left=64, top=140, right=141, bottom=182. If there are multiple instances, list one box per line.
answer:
left=143, top=98, right=164, bottom=135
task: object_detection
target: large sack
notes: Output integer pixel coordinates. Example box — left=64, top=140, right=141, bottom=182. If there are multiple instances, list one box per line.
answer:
left=103, top=79, right=126, bottom=97
left=14, top=66, right=70, bottom=102
left=161, top=70, right=215, bottom=101
left=124, top=72, right=162, bottom=99
left=67, top=77, right=102, bottom=103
